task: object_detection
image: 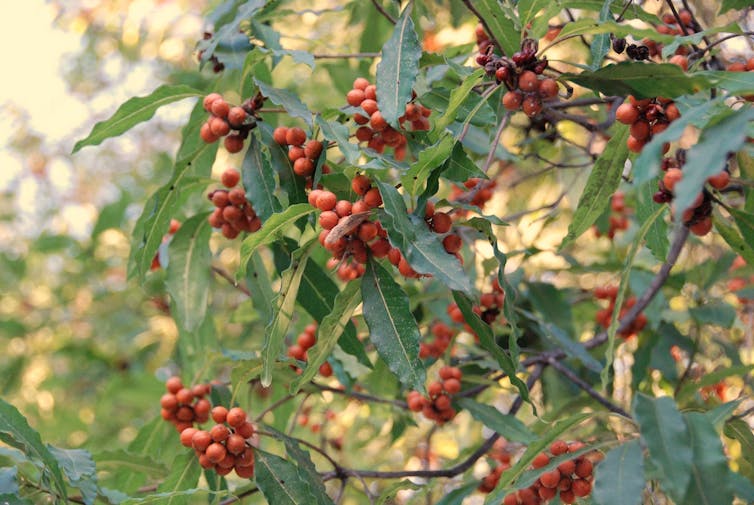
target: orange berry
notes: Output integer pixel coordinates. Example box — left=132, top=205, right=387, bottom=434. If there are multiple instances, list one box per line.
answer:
left=273, top=127, right=289, bottom=145
left=630, top=120, right=650, bottom=140
left=522, top=96, right=542, bottom=117
left=361, top=99, right=379, bottom=116
left=363, top=187, right=382, bottom=208
left=347, top=89, right=366, bottom=106
left=532, top=453, right=550, bottom=468
left=707, top=171, right=730, bottom=189
left=236, top=421, right=255, bottom=439
left=161, top=394, right=178, bottom=411
left=319, top=362, right=333, bottom=377
left=211, top=406, right=228, bottom=424
left=442, top=234, right=462, bottom=254
left=319, top=211, right=339, bottom=230
left=203, top=93, right=222, bottom=112
left=443, top=378, right=461, bottom=394
left=226, top=407, right=247, bottom=428
left=626, top=135, right=646, bottom=153
left=192, top=430, right=212, bottom=451
left=540, top=469, right=561, bottom=488
left=286, top=127, right=307, bottom=146
left=206, top=442, right=227, bottom=463
left=550, top=440, right=568, bottom=455
left=502, top=90, right=523, bottom=110
left=370, top=111, right=388, bottom=132
left=210, top=423, right=230, bottom=442
left=572, top=479, right=592, bottom=497
left=228, top=106, right=247, bottom=127
left=226, top=434, right=247, bottom=455
left=538, top=78, right=559, bottom=99
left=690, top=217, right=712, bottom=236
left=293, top=157, right=314, bottom=177
left=211, top=99, right=230, bottom=118
left=663, top=168, right=683, bottom=192
left=353, top=77, right=370, bottom=90
left=316, top=191, right=337, bottom=211
left=304, top=140, right=323, bottom=159
left=575, top=458, right=593, bottom=478
left=431, top=212, right=452, bottom=233
left=615, top=103, right=639, bottom=124
left=224, top=134, right=245, bottom=153
left=518, top=71, right=539, bottom=92
left=352, top=174, right=371, bottom=195
left=364, top=85, right=377, bottom=100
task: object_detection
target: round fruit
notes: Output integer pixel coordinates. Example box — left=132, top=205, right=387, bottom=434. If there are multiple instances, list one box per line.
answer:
left=211, top=406, right=228, bottom=424
left=286, top=127, right=307, bottom=147
left=502, top=90, right=523, bottom=110
left=206, top=442, right=227, bottom=463
left=273, top=127, right=289, bottom=145
left=615, top=103, right=639, bottom=124
left=518, top=71, right=539, bottom=92
left=347, top=89, right=366, bottom=106
left=228, top=106, right=247, bottom=127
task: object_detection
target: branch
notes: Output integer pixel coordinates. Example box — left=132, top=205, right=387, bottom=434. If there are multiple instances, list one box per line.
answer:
left=211, top=265, right=250, bottom=296
left=312, top=382, right=409, bottom=408
left=371, top=0, right=396, bottom=24
left=547, top=357, right=631, bottom=418
left=462, top=0, right=503, bottom=54
left=483, top=112, right=511, bottom=173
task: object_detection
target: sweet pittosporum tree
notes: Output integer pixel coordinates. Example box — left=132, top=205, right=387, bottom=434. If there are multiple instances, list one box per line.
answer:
left=3, top=0, right=754, bottom=504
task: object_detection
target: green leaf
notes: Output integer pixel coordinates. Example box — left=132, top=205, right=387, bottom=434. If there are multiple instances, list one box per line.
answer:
left=729, top=471, right=754, bottom=503
left=592, top=440, right=645, bottom=505
left=677, top=365, right=754, bottom=403
left=518, top=0, right=550, bottom=35
left=94, top=450, right=168, bottom=479
left=561, top=125, right=629, bottom=249
left=452, top=291, right=529, bottom=402
left=254, top=79, right=312, bottom=128
left=290, top=279, right=362, bottom=393
left=154, top=451, right=202, bottom=505
left=0, top=468, right=18, bottom=494
left=636, top=179, right=669, bottom=261
left=316, top=115, right=360, bottom=165
left=376, top=6, right=422, bottom=126
left=72, top=84, right=202, bottom=153
left=724, top=418, right=754, bottom=477
left=0, top=398, right=66, bottom=501
left=688, top=302, right=737, bottom=328
left=242, top=133, right=282, bottom=221
left=562, top=63, right=708, bottom=99
left=467, top=0, right=519, bottom=57
left=633, top=394, right=692, bottom=503
left=719, top=0, right=754, bottom=14
left=695, top=70, right=754, bottom=96
left=261, top=241, right=314, bottom=387
left=129, top=143, right=218, bottom=280
left=120, top=489, right=215, bottom=505
left=166, top=214, right=212, bottom=332
left=254, top=448, right=317, bottom=505
left=674, top=107, right=754, bottom=214
left=238, top=204, right=314, bottom=274
left=402, top=134, right=456, bottom=195
left=713, top=214, right=754, bottom=266
left=361, top=258, right=426, bottom=392
left=49, top=446, right=98, bottom=505
left=435, top=69, right=486, bottom=131
left=537, top=322, right=603, bottom=373
left=729, top=208, right=754, bottom=255
left=279, top=435, right=334, bottom=505
left=457, top=398, right=536, bottom=443
left=245, top=250, right=276, bottom=323
left=259, top=123, right=307, bottom=206
left=682, top=412, right=735, bottom=505
left=0, top=494, right=31, bottom=505
left=378, top=182, right=471, bottom=294
left=484, top=414, right=590, bottom=504
left=435, top=482, right=478, bottom=505
left=376, top=480, right=422, bottom=505
left=442, top=143, right=486, bottom=182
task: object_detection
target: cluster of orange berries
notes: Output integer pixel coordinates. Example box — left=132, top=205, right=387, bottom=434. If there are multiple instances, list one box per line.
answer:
left=420, top=321, right=455, bottom=359
left=309, top=175, right=387, bottom=282
left=450, top=178, right=497, bottom=212
left=160, top=376, right=212, bottom=432
left=593, top=191, right=630, bottom=239
left=643, top=10, right=697, bottom=59
left=423, top=201, right=464, bottom=258
left=502, top=440, right=594, bottom=505
left=207, top=168, right=261, bottom=239
left=406, top=366, right=463, bottom=424
left=478, top=438, right=513, bottom=492
left=150, top=218, right=181, bottom=271
left=728, top=256, right=754, bottom=304
left=199, top=93, right=260, bottom=153
left=179, top=406, right=256, bottom=478
left=272, top=126, right=326, bottom=180
left=287, top=322, right=333, bottom=377
left=594, top=286, right=647, bottom=339
left=446, top=279, right=506, bottom=330
left=615, top=96, right=680, bottom=153
left=347, top=77, right=431, bottom=160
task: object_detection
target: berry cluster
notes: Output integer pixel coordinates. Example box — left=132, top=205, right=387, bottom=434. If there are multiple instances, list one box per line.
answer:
left=309, top=176, right=387, bottom=282
left=160, top=376, right=212, bottom=432
left=593, top=191, right=630, bottom=239
left=180, top=406, right=256, bottom=478
left=197, top=32, right=226, bottom=73
left=615, top=96, right=680, bottom=153
left=207, top=168, right=261, bottom=239
left=594, top=286, right=647, bottom=339
left=450, top=178, right=497, bottom=212
left=406, top=366, right=462, bottom=424
left=446, top=279, right=506, bottom=331
left=503, top=440, right=594, bottom=505
left=347, top=77, right=431, bottom=160
left=287, top=322, right=333, bottom=377
left=420, top=321, right=454, bottom=359
left=150, top=219, right=181, bottom=271
left=423, top=201, right=464, bottom=259
left=272, top=126, right=327, bottom=182
left=640, top=10, right=697, bottom=60
left=199, top=93, right=263, bottom=153
left=479, top=439, right=513, bottom=493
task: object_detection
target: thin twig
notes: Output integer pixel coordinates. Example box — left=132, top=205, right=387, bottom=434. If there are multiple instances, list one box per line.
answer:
left=312, top=382, right=409, bottom=408
left=483, top=112, right=511, bottom=173
left=212, top=265, right=250, bottom=296
left=547, top=357, right=631, bottom=417
left=370, top=0, right=396, bottom=24
left=313, top=52, right=381, bottom=59
left=253, top=394, right=298, bottom=422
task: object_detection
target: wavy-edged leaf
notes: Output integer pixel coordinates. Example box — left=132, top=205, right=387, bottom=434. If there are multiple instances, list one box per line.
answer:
left=730, top=207, right=754, bottom=254
left=0, top=468, right=18, bottom=495
left=254, top=448, right=316, bottom=505
left=94, top=450, right=168, bottom=478
left=453, top=291, right=529, bottom=402
left=378, top=182, right=472, bottom=294
left=674, top=107, right=754, bottom=214
left=376, top=6, right=422, bottom=126
left=254, top=79, right=312, bottom=129
left=633, top=394, right=692, bottom=503
left=238, top=204, right=315, bottom=274
left=435, top=69, right=486, bottom=131
left=278, top=435, right=334, bottom=505
left=695, top=70, right=754, bottom=96
left=435, top=482, right=478, bottom=505
left=402, top=135, right=455, bottom=195
left=242, top=132, right=282, bottom=221
left=198, top=0, right=266, bottom=68
left=361, top=258, right=426, bottom=392
left=467, top=0, right=519, bottom=57
left=376, top=480, right=422, bottom=505
left=715, top=214, right=754, bottom=266
left=73, top=85, right=202, bottom=153
left=166, top=213, right=211, bottom=332
left=484, top=413, right=590, bottom=504
left=442, top=143, right=486, bottom=182
left=637, top=179, right=669, bottom=261
left=457, top=398, right=535, bottom=443
left=258, top=122, right=307, bottom=206
left=592, top=440, right=645, bottom=505
left=682, top=412, right=735, bottom=505
left=0, top=398, right=66, bottom=501
left=261, top=241, right=315, bottom=386
left=120, top=489, right=217, bottom=505
left=316, top=115, right=360, bottom=165
left=50, top=446, right=98, bottom=505
left=290, top=279, right=362, bottom=393
left=154, top=451, right=202, bottom=505
left=561, top=125, right=628, bottom=249
left=129, top=143, right=217, bottom=280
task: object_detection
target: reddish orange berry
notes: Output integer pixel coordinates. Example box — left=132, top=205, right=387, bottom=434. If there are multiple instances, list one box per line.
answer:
left=286, top=127, right=307, bottom=146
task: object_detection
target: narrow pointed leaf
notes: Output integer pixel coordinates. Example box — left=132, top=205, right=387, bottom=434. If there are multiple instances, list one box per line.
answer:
left=166, top=214, right=212, bottom=332
left=435, top=69, right=485, bottom=131
left=376, top=6, right=422, bottom=126
left=457, top=398, right=536, bottom=443
left=261, top=241, right=314, bottom=386
left=682, top=412, right=734, bottom=505
left=633, top=394, right=692, bottom=503
left=254, top=448, right=317, bottom=505
left=561, top=125, right=629, bottom=249
left=242, top=133, right=282, bottom=221
left=361, top=258, right=426, bottom=392
left=50, top=446, right=98, bottom=505
left=238, top=204, right=315, bottom=274
left=254, top=79, right=313, bottom=128
left=592, top=440, right=645, bottom=505
left=290, top=279, right=362, bottom=393
left=73, top=85, right=202, bottom=153
left=402, top=135, right=455, bottom=195
left=637, top=179, right=669, bottom=261
left=154, top=451, right=202, bottom=505
left=316, top=115, right=360, bottom=165
left=467, top=0, right=519, bottom=57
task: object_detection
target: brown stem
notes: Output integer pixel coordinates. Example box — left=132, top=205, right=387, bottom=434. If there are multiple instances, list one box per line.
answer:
left=547, top=357, right=631, bottom=417
left=370, top=0, right=396, bottom=24
left=212, top=265, right=251, bottom=296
